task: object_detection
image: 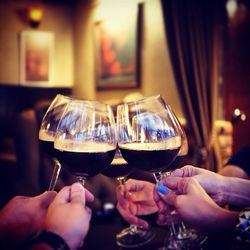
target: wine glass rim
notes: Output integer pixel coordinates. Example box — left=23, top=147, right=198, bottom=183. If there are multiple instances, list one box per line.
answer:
left=68, top=99, right=111, bottom=106
left=55, top=95, right=111, bottom=108
left=118, top=94, right=163, bottom=106
left=55, top=93, right=72, bottom=100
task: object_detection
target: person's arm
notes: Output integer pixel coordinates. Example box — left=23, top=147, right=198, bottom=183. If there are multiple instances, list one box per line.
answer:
left=0, top=191, right=56, bottom=250
left=220, top=145, right=250, bottom=179
left=171, top=165, right=250, bottom=207
left=171, top=165, right=227, bottom=205
left=219, top=165, right=249, bottom=179
left=154, top=176, right=239, bottom=235
left=219, top=176, right=250, bottom=207
left=29, top=183, right=94, bottom=250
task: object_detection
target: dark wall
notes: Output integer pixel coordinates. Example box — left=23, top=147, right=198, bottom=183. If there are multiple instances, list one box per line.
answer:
left=0, top=85, right=71, bottom=205
left=0, top=85, right=72, bottom=138
left=223, top=1, right=250, bottom=153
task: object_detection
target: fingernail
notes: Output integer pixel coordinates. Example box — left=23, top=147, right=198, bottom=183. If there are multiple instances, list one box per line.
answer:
left=239, top=218, right=248, bottom=230
left=157, top=184, right=168, bottom=194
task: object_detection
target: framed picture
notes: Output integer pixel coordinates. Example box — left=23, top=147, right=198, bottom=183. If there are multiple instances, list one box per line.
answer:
left=94, top=2, right=142, bottom=90
left=19, top=30, right=54, bottom=87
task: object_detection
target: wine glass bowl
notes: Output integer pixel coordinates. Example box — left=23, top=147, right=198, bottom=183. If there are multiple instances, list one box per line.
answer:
left=102, top=148, right=134, bottom=183
left=54, top=100, right=117, bottom=185
left=162, top=110, right=189, bottom=173
left=117, top=95, right=181, bottom=182
left=39, top=95, right=71, bottom=133
left=38, top=94, right=71, bottom=190
left=160, top=107, right=208, bottom=249
left=115, top=95, right=182, bottom=248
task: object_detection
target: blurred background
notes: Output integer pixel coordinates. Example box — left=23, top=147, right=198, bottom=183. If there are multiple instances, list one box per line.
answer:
left=0, top=0, right=249, bottom=211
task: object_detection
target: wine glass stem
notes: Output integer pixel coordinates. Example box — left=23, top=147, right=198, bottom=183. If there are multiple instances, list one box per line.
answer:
left=117, top=176, right=141, bottom=234
left=153, top=171, right=179, bottom=238
left=76, top=176, right=85, bottom=186
left=117, top=176, right=126, bottom=185
left=48, top=158, right=61, bottom=191
left=129, top=224, right=140, bottom=234
left=153, top=172, right=162, bottom=182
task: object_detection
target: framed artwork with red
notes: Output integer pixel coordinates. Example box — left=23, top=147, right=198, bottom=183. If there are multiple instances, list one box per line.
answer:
left=94, top=1, right=142, bottom=90
left=19, top=30, right=54, bottom=87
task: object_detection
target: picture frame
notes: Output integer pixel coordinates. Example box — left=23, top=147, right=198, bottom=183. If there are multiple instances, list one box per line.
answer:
left=19, top=30, right=54, bottom=87
left=94, top=2, right=142, bottom=90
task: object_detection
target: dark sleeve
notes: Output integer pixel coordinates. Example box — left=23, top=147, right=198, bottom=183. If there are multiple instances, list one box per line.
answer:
left=226, top=145, right=250, bottom=176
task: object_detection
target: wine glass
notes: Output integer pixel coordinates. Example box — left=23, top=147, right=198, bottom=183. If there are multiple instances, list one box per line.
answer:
left=116, top=95, right=181, bottom=248
left=102, top=148, right=148, bottom=247
left=160, top=111, right=207, bottom=250
left=102, top=147, right=134, bottom=184
left=38, top=94, right=71, bottom=190
left=53, top=100, right=117, bottom=186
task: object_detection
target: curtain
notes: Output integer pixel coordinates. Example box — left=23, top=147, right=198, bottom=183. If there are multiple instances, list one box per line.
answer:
left=161, top=0, right=227, bottom=171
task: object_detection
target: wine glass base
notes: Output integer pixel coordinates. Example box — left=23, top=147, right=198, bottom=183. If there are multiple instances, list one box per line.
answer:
left=116, top=227, right=155, bottom=248
left=179, top=231, right=207, bottom=250
left=158, top=229, right=207, bottom=250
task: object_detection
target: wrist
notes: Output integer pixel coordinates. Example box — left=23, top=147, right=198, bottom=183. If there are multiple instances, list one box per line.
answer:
left=27, top=230, right=70, bottom=250
left=211, top=207, right=239, bottom=232
left=44, top=226, right=81, bottom=250
left=219, top=175, right=231, bottom=204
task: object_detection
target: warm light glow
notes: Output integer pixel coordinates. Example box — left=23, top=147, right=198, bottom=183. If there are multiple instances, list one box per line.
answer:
left=241, top=114, right=246, bottom=121
left=226, top=0, right=238, bottom=18
left=95, top=0, right=137, bottom=24
left=28, top=6, right=44, bottom=27
left=29, top=8, right=43, bottom=22
left=234, top=108, right=240, bottom=116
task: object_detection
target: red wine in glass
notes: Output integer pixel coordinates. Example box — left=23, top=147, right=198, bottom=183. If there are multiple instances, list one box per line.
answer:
left=38, top=94, right=71, bottom=190
left=54, top=100, right=117, bottom=186
left=39, top=134, right=56, bottom=159
left=116, top=95, right=182, bottom=248
left=102, top=149, right=134, bottom=180
left=55, top=141, right=116, bottom=179
left=119, top=142, right=180, bottom=174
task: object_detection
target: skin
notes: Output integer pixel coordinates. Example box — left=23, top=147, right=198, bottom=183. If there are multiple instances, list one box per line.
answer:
left=219, top=165, right=249, bottom=179
left=0, top=183, right=94, bottom=250
left=34, top=182, right=94, bottom=250
left=116, top=165, right=250, bottom=234
left=116, top=179, right=157, bottom=228
left=171, top=165, right=250, bottom=207
left=0, top=191, right=57, bottom=250
left=153, top=176, right=239, bottom=234
left=170, top=165, right=227, bottom=205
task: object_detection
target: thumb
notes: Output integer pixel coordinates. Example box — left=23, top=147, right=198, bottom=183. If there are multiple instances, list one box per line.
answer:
left=158, top=177, right=191, bottom=206
left=85, top=188, right=95, bottom=203
left=157, top=187, right=178, bottom=207
left=70, top=182, right=85, bottom=205
left=162, top=176, right=192, bottom=195
left=35, top=191, right=57, bottom=208
left=171, top=165, right=198, bottom=177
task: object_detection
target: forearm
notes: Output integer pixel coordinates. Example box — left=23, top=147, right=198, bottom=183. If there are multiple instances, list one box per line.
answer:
left=221, top=176, right=250, bottom=207
left=219, top=165, right=249, bottom=179
left=202, top=206, right=239, bottom=235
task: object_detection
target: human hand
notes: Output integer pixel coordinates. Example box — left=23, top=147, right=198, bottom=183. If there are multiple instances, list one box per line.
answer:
left=43, top=182, right=94, bottom=250
left=170, top=165, right=226, bottom=205
left=0, top=191, right=56, bottom=249
left=154, top=176, right=238, bottom=234
left=116, top=179, right=157, bottom=228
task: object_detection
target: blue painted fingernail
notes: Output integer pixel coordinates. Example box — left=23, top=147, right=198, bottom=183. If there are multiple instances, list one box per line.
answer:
left=239, top=219, right=248, bottom=230
left=157, top=184, right=168, bottom=194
